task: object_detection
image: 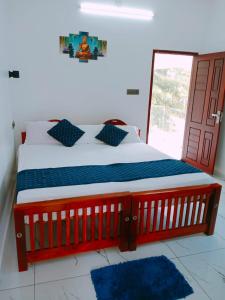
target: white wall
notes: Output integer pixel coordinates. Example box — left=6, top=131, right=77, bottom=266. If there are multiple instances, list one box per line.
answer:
left=0, top=0, right=15, bottom=215
left=7, top=0, right=225, bottom=177
left=8, top=0, right=213, bottom=143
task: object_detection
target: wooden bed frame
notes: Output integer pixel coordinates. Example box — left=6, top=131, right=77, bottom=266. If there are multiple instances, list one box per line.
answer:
left=14, top=119, right=222, bottom=271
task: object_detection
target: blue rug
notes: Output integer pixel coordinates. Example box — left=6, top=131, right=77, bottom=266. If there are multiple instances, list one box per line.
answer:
left=91, top=256, right=193, bottom=300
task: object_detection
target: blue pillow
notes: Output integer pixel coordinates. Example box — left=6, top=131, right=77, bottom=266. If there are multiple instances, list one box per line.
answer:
left=95, top=124, right=128, bottom=146
left=47, top=119, right=85, bottom=147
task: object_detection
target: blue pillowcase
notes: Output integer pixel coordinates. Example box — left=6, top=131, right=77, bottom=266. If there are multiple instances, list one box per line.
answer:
left=95, top=124, right=128, bottom=146
left=47, top=119, right=85, bottom=147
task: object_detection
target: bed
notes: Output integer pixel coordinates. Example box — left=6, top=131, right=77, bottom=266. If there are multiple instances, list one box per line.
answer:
left=14, top=119, right=222, bottom=271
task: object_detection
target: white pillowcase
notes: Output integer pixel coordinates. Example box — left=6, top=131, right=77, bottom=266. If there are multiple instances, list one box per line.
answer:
left=117, top=125, right=141, bottom=144
left=25, top=121, right=60, bottom=145
left=24, top=122, right=141, bottom=145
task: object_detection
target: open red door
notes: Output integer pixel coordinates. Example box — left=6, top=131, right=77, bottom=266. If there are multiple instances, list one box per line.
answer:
left=182, top=52, right=225, bottom=174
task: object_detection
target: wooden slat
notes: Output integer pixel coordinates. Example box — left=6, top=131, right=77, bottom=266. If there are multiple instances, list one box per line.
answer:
left=74, top=209, right=79, bottom=245
left=106, top=203, right=111, bottom=239
left=152, top=201, right=158, bottom=232
left=48, top=212, right=53, bottom=248
left=39, top=213, right=44, bottom=249
left=184, top=196, right=191, bottom=226
left=91, top=206, right=95, bottom=241
left=139, top=200, right=145, bottom=234
left=66, top=210, right=71, bottom=246
left=166, top=199, right=172, bottom=230
left=113, top=202, right=119, bottom=238
left=159, top=199, right=165, bottom=231
left=190, top=196, right=197, bottom=225
left=98, top=205, right=103, bottom=240
left=29, top=215, right=35, bottom=251
left=145, top=200, right=152, bottom=233
left=82, top=208, right=87, bottom=243
left=172, top=197, right=179, bottom=228
left=57, top=211, right=62, bottom=247
left=178, top=197, right=185, bottom=227
left=196, top=196, right=203, bottom=224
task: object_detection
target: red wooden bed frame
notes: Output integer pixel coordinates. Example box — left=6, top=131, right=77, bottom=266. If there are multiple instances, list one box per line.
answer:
left=15, top=119, right=222, bottom=271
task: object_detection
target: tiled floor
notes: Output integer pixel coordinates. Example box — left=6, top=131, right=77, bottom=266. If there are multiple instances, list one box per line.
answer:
left=0, top=179, right=225, bottom=300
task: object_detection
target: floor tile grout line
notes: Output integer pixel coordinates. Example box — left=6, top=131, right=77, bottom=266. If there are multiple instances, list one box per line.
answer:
left=171, top=246, right=225, bottom=259
left=35, top=273, right=91, bottom=287
left=0, top=283, right=34, bottom=293
left=165, top=243, right=212, bottom=300
left=177, top=256, right=212, bottom=300
left=103, top=249, right=110, bottom=265
left=162, top=237, right=225, bottom=256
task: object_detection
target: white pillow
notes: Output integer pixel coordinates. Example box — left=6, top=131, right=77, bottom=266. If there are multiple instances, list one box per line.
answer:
left=76, top=124, right=141, bottom=144
left=24, top=122, right=141, bottom=145
left=117, top=125, right=141, bottom=144
left=25, top=121, right=61, bottom=145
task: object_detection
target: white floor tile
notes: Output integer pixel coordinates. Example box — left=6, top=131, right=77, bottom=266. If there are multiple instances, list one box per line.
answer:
left=165, top=233, right=225, bottom=257
left=215, top=215, right=225, bottom=240
left=35, top=275, right=96, bottom=300
left=35, top=250, right=109, bottom=284
left=105, top=241, right=175, bottom=265
left=218, top=193, right=225, bottom=218
left=179, top=248, right=225, bottom=300
left=0, top=285, right=34, bottom=300
left=171, top=258, right=209, bottom=299
left=0, top=222, right=34, bottom=290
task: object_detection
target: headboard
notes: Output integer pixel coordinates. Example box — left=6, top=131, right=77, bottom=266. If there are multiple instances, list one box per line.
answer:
left=21, top=119, right=140, bottom=143
left=104, top=119, right=127, bottom=126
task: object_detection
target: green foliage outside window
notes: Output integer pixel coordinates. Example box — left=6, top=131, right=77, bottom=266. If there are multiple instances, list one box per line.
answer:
left=151, top=68, right=191, bottom=131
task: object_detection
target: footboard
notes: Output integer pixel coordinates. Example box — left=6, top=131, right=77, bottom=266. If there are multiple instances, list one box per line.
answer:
left=14, top=192, right=132, bottom=271
left=14, top=184, right=221, bottom=272
left=129, top=184, right=221, bottom=250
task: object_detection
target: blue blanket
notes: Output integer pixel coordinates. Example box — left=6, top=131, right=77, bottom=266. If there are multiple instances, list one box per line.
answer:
left=16, top=159, right=202, bottom=193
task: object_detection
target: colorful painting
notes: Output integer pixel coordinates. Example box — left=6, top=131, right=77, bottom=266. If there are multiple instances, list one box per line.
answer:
left=59, top=31, right=107, bottom=63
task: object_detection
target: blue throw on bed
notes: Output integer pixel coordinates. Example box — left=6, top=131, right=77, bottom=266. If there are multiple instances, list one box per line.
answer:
left=16, top=159, right=202, bottom=192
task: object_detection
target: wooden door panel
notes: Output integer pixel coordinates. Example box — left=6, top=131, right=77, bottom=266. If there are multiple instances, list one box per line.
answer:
left=182, top=52, right=225, bottom=174
left=186, top=127, right=200, bottom=161
left=200, top=131, right=213, bottom=167
left=206, top=59, right=224, bottom=126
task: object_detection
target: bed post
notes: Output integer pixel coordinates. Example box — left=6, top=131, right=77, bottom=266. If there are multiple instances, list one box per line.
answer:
left=14, top=207, right=28, bottom=272
left=205, top=184, right=222, bottom=236
left=119, top=194, right=132, bottom=252
left=128, top=197, right=139, bottom=251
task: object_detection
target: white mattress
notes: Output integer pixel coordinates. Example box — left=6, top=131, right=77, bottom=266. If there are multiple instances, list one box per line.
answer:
left=17, top=143, right=216, bottom=204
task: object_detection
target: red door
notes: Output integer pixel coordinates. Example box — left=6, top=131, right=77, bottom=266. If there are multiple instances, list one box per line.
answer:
left=182, top=52, right=225, bottom=174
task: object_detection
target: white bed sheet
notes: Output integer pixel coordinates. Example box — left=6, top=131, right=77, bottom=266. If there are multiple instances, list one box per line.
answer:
left=17, top=143, right=216, bottom=204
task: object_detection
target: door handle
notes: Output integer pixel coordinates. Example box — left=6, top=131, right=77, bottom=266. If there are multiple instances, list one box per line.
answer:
left=212, top=111, right=223, bottom=124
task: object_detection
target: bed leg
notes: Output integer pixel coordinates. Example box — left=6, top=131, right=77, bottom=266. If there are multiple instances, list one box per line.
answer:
left=205, top=185, right=222, bottom=236
left=14, top=209, right=28, bottom=272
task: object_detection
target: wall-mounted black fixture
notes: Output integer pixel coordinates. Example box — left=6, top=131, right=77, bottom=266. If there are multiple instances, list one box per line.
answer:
left=9, top=71, right=20, bottom=78
left=127, top=89, right=139, bottom=95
